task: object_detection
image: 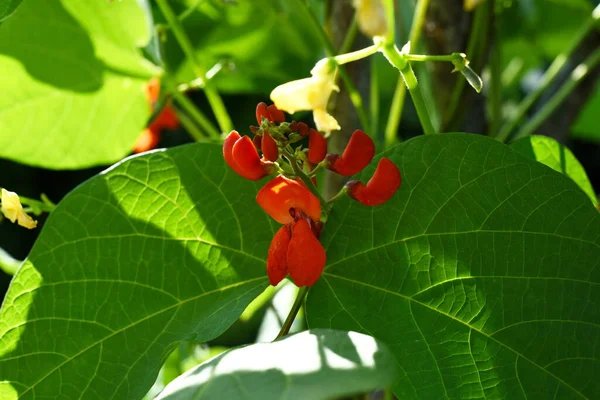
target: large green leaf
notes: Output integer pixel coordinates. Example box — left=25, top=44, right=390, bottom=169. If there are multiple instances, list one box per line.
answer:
left=0, top=143, right=273, bottom=399
left=0, top=0, right=22, bottom=22
left=511, top=135, right=597, bottom=205
left=157, top=329, right=398, bottom=400
left=0, top=0, right=159, bottom=169
left=165, top=0, right=322, bottom=94
left=307, top=134, right=600, bottom=399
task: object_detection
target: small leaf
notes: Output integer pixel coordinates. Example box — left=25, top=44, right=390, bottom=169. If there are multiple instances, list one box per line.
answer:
left=511, top=135, right=598, bottom=205
left=458, top=64, right=483, bottom=93
left=0, top=143, right=274, bottom=399
left=157, top=329, right=398, bottom=400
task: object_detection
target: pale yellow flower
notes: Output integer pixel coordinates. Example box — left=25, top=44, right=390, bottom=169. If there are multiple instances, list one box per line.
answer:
left=464, top=0, right=485, bottom=11
left=270, top=60, right=340, bottom=133
left=1, top=189, right=37, bottom=229
left=353, top=0, right=387, bottom=38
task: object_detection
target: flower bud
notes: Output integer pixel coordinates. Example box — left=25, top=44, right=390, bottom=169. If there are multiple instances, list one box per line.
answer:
left=287, top=219, right=326, bottom=287
left=223, top=131, right=272, bottom=181
left=327, top=130, right=375, bottom=176
left=256, top=102, right=271, bottom=125
left=261, top=132, right=279, bottom=162
left=1, top=189, right=37, bottom=229
left=352, top=0, right=388, bottom=38
left=308, top=129, right=327, bottom=164
left=346, top=158, right=401, bottom=206
left=133, top=128, right=161, bottom=154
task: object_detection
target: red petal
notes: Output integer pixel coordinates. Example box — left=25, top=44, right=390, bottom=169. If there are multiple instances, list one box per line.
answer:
left=308, top=129, right=327, bottom=164
left=256, top=102, right=271, bottom=125
left=328, top=130, right=375, bottom=176
left=232, top=136, right=270, bottom=180
left=253, top=134, right=262, bottom=151
left=261, top=132, right=279, bottom=162
left=256, top=176, right=321, bottom=224
left=150, top=105, right=179, bottom=131
left=267, top=104, right=285, bottom=123
left=145, top=78, right=160, bottom=105
left=297, top=122, right=309, bottom=137
left=223, top=131, right=246, bottom=177
left=287, top=219, right=326, bottom=287
left=133, top=128, right=160, bottom=153
left=266, top=225, right=291, bottom=286
left=347, top=158, right=401, bottom=206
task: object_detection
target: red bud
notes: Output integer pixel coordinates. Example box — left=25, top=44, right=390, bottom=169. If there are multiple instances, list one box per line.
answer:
left=256, top=102, right=270, bottom=125
left=297, top=122, right=309, bottom=137
left=253, top=134, right=262, bottom=151
left=328, top=130, right=375, bottom=176
left=267, top=225, right=291, bottom=286
left=308, top=129, right=327, bottom=164
left=133, top=128, right=160, bottom=153
left=223, top=131, right=271, bottom=181
left=150, top=105, right=179, bottom=131
left=261, top=132, right=279, bottom=162
left=267, top=104, right=285, bottom=123
left=287, top=219, right=326, bottom=287
left=346, top=158, right=401, bottom=206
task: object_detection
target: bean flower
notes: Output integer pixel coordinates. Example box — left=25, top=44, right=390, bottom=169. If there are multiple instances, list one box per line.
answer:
left=223, top=103, right=402, bottom=287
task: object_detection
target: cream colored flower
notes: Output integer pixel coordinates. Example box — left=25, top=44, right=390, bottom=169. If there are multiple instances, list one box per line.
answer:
left=353, top=0, right=387, bottom=38
left=1, top=189, right=37, bottom=229
left=270, top=60, right=340, bottom=133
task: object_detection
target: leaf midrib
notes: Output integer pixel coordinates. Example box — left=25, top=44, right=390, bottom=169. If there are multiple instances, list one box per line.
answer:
left=322, top=273, right=588, bottom=399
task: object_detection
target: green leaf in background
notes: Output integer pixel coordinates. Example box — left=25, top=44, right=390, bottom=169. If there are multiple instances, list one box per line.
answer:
left=164, top=0, right=322, bottom=93
left=0, top=0, right=159, bottom=170
left=307, top=134, right=600, bottom=399
left=511, top=135, right=598, bottom=205
left=0, top=0, right=22, bottom=22
left=157, top=329, right=398, bottom=400
left=0, top=143, right=274, bottom=399
left=571, top=80, right=600, bottom=142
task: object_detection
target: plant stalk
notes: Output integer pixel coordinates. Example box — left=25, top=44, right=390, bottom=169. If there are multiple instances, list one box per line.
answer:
left=275, top=286, right=309, bottom=340
left=155, top=0, right=233, bottom=134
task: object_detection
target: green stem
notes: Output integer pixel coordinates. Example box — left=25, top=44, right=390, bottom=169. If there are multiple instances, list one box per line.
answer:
left=175, top=106, right=210, bottom=142
left=338, top=14, right=358, bottom=55
left=382, top=0, right=396, bottom=45
left=370, top=56, right=380, bottom=138
left=155, top=0, right=233, bottom=134
left=0, top=247, right=21, bottom=276
left=18, top=194, right=55, bottom=214
left=275, top=286, right=309, bottom=340
left=298, top=0, right=370, bottom=130
left=406, top=53, right=465, bottom=63
left=384, top=0, right=431, bottom=148
left=512, top=47, right=600, bottom=141
left=381, top=45, right=435, bottom=135
left=334, top=43, right=381, bottom=65
left=496, top=4, right=600, bottom=142
left=327, top=186, right=349, bottom=203
left=168, top=82, right=221, bottom=140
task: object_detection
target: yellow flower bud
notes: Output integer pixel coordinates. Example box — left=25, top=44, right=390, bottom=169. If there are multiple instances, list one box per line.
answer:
left=270, top=60, right=341, bottom=133
left=353, top=0, right=387, bottom=38
left=1, top=189, right=37, bottom=229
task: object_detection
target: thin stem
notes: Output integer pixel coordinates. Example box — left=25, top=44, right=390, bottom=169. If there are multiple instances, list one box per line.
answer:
left=406, top=53, right=464, bottom=63
left=298, top=0, right=370, bottom=130
left=334, top=43, right=381, bottom=65
left=175, top=106, right=209, bottom=142
left=338, top=14, right=358, bottom=55
left=0, top=247, right=21, bottom=276
left=18, top=195, right=55, bottom=214
left=382, top=45, right=435, bottom=135
left=382, top=0, right=396, bottom=45
left=155, top=0, right=233, bottom=134
left=384, top=0, right=431, bottom=148
left=496, top=5, right=600, bottom=142
left=168, top=83, right=221, bottom=139
left=370, top=56, right=380, bottom=138
left=327, top=186, right=348, bottom=203
left=513, top=47, right=600, bottom=140
left=275, top=286, right=309, bottom=340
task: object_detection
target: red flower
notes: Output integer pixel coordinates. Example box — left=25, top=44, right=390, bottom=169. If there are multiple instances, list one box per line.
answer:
left=326, top=130, right=374, bottom=176
left=308, top=128, right=327, bottom=164
left=346, top=158, right=401, bottom=206
left=261, top=132, right=279, bottom=162
left=223, top=131, right=274, bottom=181
left=258, top=176, right=325, bottom=286
left=256, top=102, right=285, bottom=125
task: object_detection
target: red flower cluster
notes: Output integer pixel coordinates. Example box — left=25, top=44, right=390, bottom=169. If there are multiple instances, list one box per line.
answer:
left=133, top=78, right=180, bottom=154
left=223, top=103, right=401, bottom=287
